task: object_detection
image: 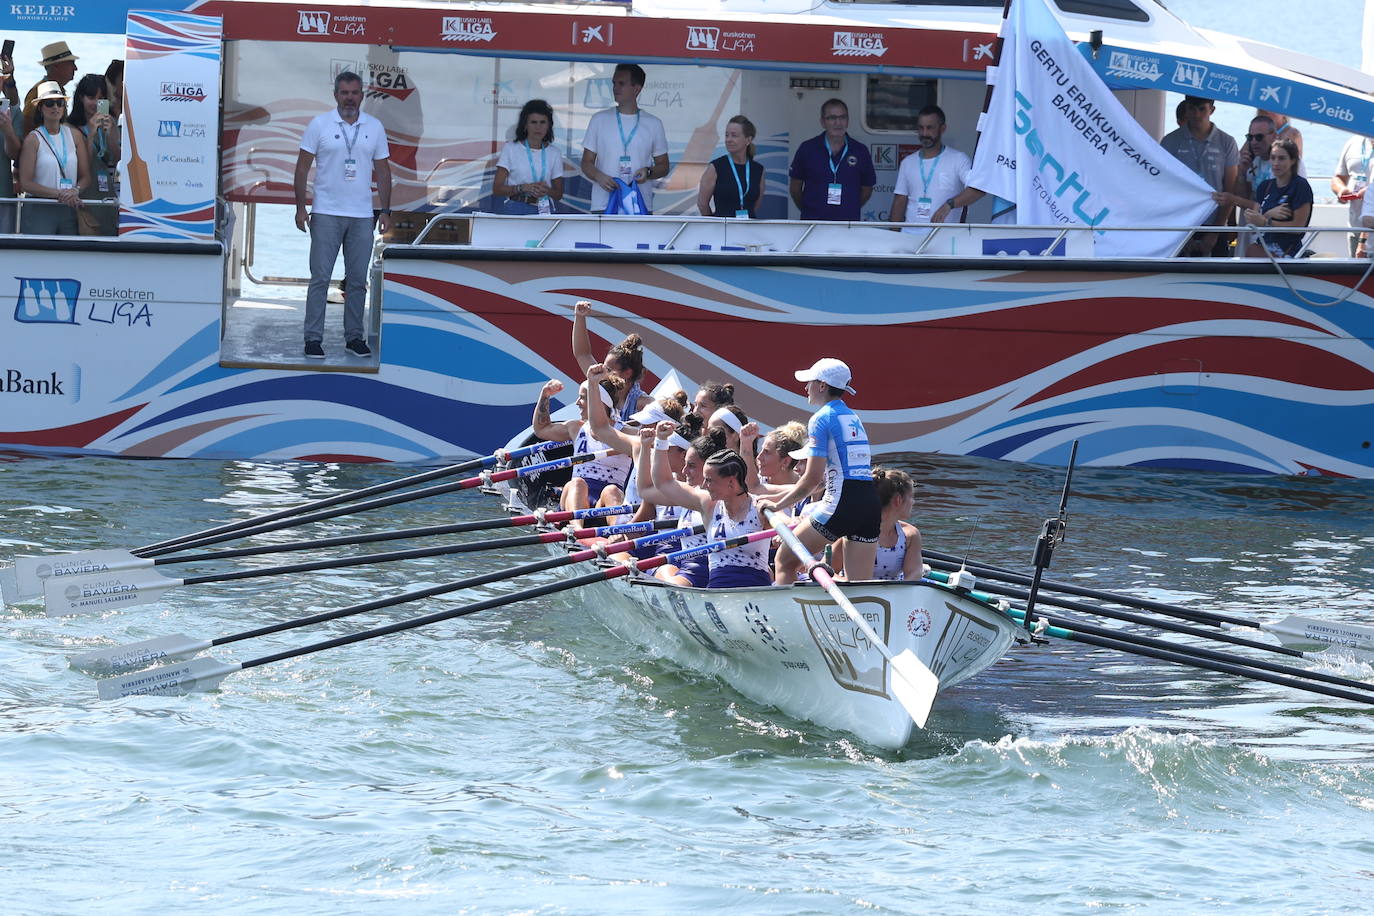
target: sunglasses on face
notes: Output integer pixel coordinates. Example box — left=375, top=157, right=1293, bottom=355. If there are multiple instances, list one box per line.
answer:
left=41, top=99, right=64, bottom=108
left=1246, top=133, right=1271, bottom=141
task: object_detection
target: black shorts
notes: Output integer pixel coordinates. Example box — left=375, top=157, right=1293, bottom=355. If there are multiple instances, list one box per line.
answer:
left=812, top=478, right=881, bottom=543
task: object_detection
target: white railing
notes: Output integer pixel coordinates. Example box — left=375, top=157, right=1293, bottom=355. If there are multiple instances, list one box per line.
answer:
left=0, top=195, right=120, bottom=236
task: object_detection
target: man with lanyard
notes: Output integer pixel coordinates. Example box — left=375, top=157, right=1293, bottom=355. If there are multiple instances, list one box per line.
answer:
left=581, top=63, right=670, bottom=214
left=1334, top=133, right=1374, bottom=257
left=789, top=99, right=875, bottom=221
left=759, top=357, right=881, bottom=585
left=1160, top=95, right=1238, bottom=256
left=294, top=71, right=392, bottom=360
left=889, top=105, right=983, bottom=240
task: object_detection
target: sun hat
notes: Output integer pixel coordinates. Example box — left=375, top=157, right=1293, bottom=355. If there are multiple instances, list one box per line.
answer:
left=35, top=80, right=66, bottom=102
left=794, top=357, right=856, bottom=395
left=39, top=41, right=79, bottom=67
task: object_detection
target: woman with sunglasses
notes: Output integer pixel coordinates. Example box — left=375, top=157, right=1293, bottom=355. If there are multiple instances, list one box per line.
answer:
left=66, top=72, right=118, bottom=234
left=18, top=80, right=89, bottom=235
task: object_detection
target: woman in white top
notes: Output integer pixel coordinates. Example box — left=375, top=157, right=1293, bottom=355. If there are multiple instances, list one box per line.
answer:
left=531, top=374, right=631, bottom=519
left=834, top=467, right=923, bottom=581
left=648, top=422, right=771, bottom=588
left=18, top=80, right=89, bottom=236
left=492, top=99, right=566, bottom=216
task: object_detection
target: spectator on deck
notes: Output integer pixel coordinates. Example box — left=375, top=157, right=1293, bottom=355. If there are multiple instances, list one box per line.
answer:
left=889, top=104, right=983, bottom=238
left=492, top=99, right=565, bottom=215
left=22, top=41, right=79, bottom=134
left=697, top=115, right=763, bottom=218
left=581, top=63, right=669, bottom=215
left=1, top=45, right=21, bottom=233
left=66, top=73, right=119, bottom=234
left=1161, top=95, right=1239, bottom=256
left=1215, top=138, right=1311, bottom=258
left=18, top=81, right=89, bottom=235
left=789, top=99, right=875, bottom=221
left=1258, top=109, right=1303, bottom=160
left=1333, top=133, right=1373, bottom=257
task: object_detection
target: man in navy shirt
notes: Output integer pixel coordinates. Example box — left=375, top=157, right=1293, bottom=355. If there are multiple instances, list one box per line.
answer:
left=788, top=99, right=875, bottom=221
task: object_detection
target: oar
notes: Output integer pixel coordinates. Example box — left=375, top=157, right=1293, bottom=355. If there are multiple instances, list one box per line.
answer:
left=30, top=503, right=637, bottom=610
left=924, top=569, right=1374, bottom=698
left=924, top=548, right=1374, bottom=655
left=93, top=529, right=778, bottom=697
left=8, top=448, right=602, bottom=603
left=996, top=603, right=1374, bottom=709
left=134, top=440, right=559, bottom=555
left=45, top=517, right=675, bottom=617
left=75, top=520, right=702, bottom=676
left=76, top=520, right=699, bottom=676
left=765, top=509, right=939, bottom=728
left=924, top=557, right=1315, bottom=660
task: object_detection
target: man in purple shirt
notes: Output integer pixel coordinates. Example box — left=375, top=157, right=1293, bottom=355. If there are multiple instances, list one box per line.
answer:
left=788, top=98, right=875, bottom=221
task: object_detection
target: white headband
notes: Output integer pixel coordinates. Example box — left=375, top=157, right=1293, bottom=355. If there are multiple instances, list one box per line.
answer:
left=709, top=406, right=742, bottom=433
left=667, top=432, right=692, bottom=450
left=629, top=403, right=673, bottom=426
left=580, top=381, right=613, bottom=408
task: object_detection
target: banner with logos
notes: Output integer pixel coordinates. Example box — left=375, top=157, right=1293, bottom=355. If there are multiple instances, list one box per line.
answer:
left=1087, top=42, right=1374, bottom=135
left=119, top=10, right=222, bottom=240
left=966, top=0, right=1214, bottom=258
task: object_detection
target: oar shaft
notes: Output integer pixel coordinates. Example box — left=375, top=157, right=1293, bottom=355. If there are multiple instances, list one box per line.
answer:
left=924, top=548, right=1258, bottom=629
left=926, top=560, right=1302, bottom=658
left=136, top=441, right=557, bottom=555
left=138, top=449, right=600, bottom=559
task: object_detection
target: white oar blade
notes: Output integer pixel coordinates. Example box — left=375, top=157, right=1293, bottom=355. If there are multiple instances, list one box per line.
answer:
left=43, top=568, right=182, bottom=617
left=1265, top=615, right=1374, bottom=655
left=71, top=634, right=213, bottom=676
left=13, top=550, right=146, bottom=601
left=888, top=649, right=939, bottom=728
left=96, top=656, right=241, bottom=700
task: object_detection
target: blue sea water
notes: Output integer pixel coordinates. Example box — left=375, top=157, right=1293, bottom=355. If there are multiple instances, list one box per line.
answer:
left=2, top=454, right=1373, bottom=913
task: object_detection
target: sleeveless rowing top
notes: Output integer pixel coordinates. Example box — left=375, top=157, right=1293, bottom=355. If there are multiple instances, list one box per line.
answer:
left=872, top=523, right=907, bottom=581
left=572, top=423, right=632, bottom=487
left=707, top=497, right=770, bottom=586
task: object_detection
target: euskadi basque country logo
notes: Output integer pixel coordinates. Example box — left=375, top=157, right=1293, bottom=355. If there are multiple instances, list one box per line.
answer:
left=442, top=16, right=496, bottom=42
left=14, top=277, right=80, bottom=325
left=832, top=30, right=887, bottom=58
left=160, top=81, right=206, bottom=103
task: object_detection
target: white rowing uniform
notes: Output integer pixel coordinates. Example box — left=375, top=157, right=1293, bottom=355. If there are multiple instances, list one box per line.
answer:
left=572, top=423, right=632, bottom=487
left=872, top=522, right=907, bottom=581
left=707, top=497, right=771, bottom=587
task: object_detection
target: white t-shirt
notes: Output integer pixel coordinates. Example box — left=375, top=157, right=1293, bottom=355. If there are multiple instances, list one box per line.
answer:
left=495, top=139, right=568, bottom=189
left=1336, top=136, right=1374, bottom=228
left=300, top=109, right=390, bottom=218
left=893, top=145, right=972, bottom=236
left=582, top=107, right=668, bottom=212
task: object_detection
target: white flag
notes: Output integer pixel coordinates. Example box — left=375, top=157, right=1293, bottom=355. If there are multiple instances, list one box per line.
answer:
left=967, top=0, right=1216, bottom=257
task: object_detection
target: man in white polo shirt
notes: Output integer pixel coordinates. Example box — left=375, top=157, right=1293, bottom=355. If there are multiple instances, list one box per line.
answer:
left=294, top=70, right=392, bottom=359
left=890, top=105, right=983, bottom=242
left=581, top=63, right=670, bottom=214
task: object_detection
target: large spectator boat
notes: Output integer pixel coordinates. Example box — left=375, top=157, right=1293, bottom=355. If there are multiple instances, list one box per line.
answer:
left=3, top=0, right=1373, bottom=476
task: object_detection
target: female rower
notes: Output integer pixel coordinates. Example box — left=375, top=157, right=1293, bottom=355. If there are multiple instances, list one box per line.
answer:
left=697, top=115, right=763, bottom=219
left=638, top=425, right=726, bottom=586
left=834, top=467, right=922, bottom=581
left=492, top=99, right=565, bottom=215
left=691, top=381, right=736, bottom=422
left=646, top=424, right=770, bottom=587
left=572, top=299, right=653, bottom=421
left=759, top=357, right=880, bottom=584
left=585, top=363, right=689, bottom=524
left=739, top=420, right=805, bottom=496
left=707, top=404, right=748, bottom=453
left=531, top=375, right=631, bottom=517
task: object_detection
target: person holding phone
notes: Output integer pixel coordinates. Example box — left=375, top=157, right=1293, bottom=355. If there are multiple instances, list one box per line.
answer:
left=1, top=39, right=21, bottom=233
left=66, top=73, right=118, bottom=234
left=18, top=80, right=89, bottom=235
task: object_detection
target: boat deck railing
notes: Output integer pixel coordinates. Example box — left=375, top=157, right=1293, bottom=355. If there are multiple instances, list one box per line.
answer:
left=0, top=195, right=121, bottom=236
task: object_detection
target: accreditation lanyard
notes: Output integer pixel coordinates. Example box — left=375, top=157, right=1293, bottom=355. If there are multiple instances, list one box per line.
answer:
left=729, top=158, right=750, bottom=218
left=38, top=125, right=71, bottom=187
left=524, top=141, right=553, bottom=214
left=826, top=138, right=848, bottom=206
left=915, top=150, right=943, bottom=219
left=339, top=119, right=362, bottom=181
left=1360, top=140, right=1372, bottom=188
left=616, top=110, right=640, bottom=180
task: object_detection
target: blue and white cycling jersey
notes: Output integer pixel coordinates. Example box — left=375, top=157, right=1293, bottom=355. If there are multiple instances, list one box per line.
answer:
left=798, top=399, right=873, bottom=520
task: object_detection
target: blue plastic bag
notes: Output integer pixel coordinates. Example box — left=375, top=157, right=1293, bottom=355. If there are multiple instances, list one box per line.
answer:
left=603, top=178, right=650, bottom=216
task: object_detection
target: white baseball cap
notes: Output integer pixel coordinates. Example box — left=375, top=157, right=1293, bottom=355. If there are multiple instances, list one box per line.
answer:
left=794, top=357, right=855, bottom=395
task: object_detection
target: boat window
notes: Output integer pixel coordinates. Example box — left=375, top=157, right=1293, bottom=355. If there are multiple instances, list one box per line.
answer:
left=849, top=0, right=1150, bottom=22
left=864, top=75, right=937, bottom=134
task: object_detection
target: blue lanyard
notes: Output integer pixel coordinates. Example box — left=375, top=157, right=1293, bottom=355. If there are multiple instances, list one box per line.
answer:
left=616, top=110, right=640, bottom=154
left=918, top=150, right=942, bottom=195
left=338, top=119, right=361, bottom=157
left=729, top=158, right=750, bottom=208
left=524, top=141, right=547, bottom=184
left=828, top=138, right=849, bottom=182
left=38, top=125, right=69, bottom=178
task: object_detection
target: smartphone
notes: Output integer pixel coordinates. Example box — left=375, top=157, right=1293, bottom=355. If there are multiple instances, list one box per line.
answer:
left=1, top=39, right=14, bottom=59
left=97, top=99, right=109, bottom=116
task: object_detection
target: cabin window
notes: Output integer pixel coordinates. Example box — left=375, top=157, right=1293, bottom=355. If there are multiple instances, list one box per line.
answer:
left=853, top=0, right=1149, bottom=22
left=864, top=75, right=938, bottom=134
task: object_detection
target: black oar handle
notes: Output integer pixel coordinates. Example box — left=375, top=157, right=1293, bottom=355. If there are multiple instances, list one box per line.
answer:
left=927, top=558, right=1301, bottom=658
left=926, top=548, right=1257, bottom=629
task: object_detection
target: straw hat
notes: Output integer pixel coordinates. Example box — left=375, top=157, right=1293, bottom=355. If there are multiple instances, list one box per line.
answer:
left=35, top=80, right=67, bottom=102
left=39, top=41, right=79, bottom=67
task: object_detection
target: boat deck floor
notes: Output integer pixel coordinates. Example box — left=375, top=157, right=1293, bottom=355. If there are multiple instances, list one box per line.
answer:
left=220, top=294, right=379, bottom=373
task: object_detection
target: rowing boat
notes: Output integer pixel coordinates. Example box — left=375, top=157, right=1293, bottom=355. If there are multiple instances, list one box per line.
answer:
left=492, top=472, right=1023, bottom=750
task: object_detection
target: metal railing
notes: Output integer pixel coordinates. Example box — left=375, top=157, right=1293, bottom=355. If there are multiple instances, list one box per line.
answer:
left=0, top=195, right=120, bottom=235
